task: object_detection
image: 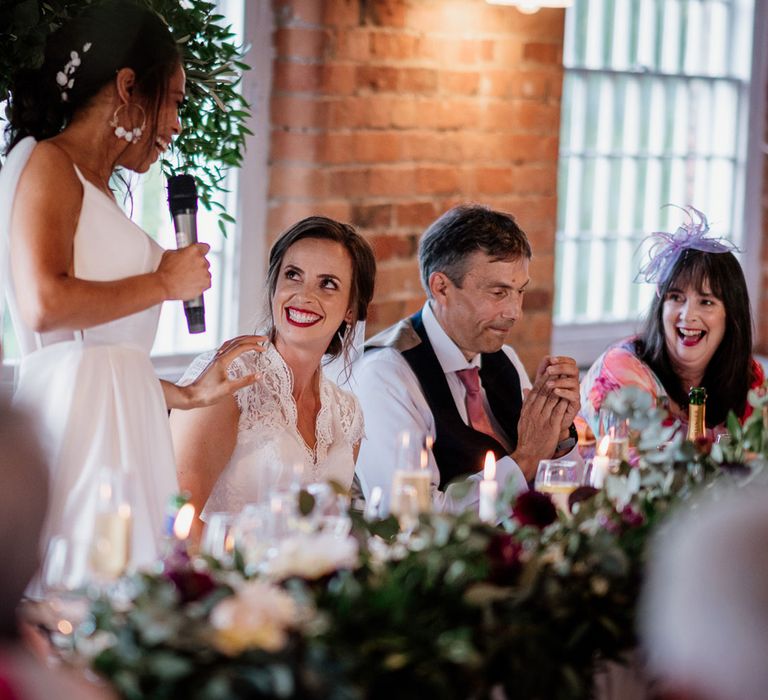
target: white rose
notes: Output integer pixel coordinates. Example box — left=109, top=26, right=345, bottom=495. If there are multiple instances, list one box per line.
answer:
left=267, top=532, right=359, bottom=581
left=210, top=581, right=298, bottom=655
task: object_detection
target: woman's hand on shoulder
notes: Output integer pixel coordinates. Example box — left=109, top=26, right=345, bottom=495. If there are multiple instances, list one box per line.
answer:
left=175, top=335, right=269, bottom=409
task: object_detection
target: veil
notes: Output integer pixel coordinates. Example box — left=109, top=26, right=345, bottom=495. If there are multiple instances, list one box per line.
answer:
left=0, top=137, right=37, bottom=361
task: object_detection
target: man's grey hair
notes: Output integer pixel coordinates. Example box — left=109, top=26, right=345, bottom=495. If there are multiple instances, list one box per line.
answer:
left=641, top=484, right=768, bottom=700
left=418, top=204, right=532, bottom=297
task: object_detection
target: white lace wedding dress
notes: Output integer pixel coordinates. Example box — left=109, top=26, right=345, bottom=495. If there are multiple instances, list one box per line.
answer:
left=181, top=344, right=364, bottom=515
left=0, top=137, right=177, bottom=582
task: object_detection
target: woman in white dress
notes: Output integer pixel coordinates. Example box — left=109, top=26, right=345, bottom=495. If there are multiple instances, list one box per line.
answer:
left=171, top=216, right=376, bottom=523
left=0, top=2, right=262, bottom=575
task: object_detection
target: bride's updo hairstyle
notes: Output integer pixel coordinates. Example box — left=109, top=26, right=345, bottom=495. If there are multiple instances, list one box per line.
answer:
left=4, top=0, right=180, bottom=155
left=266, top=216, right=376, bottom=361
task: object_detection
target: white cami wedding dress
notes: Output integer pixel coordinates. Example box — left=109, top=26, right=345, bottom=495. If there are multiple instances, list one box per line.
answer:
left=0, top=137, right=177, bottom=579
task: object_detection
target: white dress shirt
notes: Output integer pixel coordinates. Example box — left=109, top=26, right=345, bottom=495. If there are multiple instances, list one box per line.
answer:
left=353, top=301, right=533, bottom=515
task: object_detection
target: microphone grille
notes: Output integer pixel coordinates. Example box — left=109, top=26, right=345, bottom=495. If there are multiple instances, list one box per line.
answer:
left=167, top=174, right=198, bottom=214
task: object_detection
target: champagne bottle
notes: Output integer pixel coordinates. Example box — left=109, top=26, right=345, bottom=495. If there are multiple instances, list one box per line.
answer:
left=687, top=386, right=707, bottom=442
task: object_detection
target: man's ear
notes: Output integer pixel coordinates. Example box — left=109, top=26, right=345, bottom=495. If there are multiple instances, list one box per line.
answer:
left=115, top=67, right=137, bottom=103
left=428, top=271, right=451, bottom=305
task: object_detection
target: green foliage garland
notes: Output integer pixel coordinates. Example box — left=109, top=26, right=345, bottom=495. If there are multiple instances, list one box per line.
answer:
left=50, top=385, right=768, bottom=699
left=0, top=0, right=250, bottom=232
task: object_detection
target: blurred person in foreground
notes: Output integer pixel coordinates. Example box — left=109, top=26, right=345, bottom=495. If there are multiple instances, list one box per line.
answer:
left=0, top=400, right=110, bottom=699
left=580, top=206, right=763, bottom=439
left=641, top=486, right=768, bottom=700
left=354, top=204, right=581, bottom=515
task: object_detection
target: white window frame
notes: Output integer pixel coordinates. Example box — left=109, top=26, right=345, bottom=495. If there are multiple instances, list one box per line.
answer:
left=552, top=1, right=766, bottom=367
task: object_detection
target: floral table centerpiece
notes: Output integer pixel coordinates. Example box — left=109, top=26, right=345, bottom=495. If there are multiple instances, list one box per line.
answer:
left=70, top=385, right=768, bottom=700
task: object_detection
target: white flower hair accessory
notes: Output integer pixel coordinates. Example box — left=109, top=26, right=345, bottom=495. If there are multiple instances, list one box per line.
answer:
left=56, top=42, right=91, bottom=102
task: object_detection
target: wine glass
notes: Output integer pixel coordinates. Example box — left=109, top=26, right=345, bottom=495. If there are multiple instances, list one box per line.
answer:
left=598, top=408, right=631, bottom=461
left=200, top=512, right=236, bottom=564
left=534, top=459, right=585, bottom=513
left=40, top=536, right=91, bottom=649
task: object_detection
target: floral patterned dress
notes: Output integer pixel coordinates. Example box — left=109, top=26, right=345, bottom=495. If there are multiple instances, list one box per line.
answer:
left=580, top=337, right=765, bottom=437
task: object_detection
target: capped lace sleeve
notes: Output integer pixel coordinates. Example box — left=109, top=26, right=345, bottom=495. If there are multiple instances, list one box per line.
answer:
left=177, top=350, right=216, bottom=386
left=337, top=388, right=365, bottom=446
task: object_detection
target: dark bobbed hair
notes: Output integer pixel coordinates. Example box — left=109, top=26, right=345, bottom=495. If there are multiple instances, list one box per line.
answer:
left=4, top=0, right=180, bottom=156
left=418, top=204, right=532, bottom=296
left=634, top=249, right=755, bottom=426
left=266, top=216, right=376, bottom=361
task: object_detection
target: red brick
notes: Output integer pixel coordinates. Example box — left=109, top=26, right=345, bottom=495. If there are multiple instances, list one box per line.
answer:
left=270, top=130, right=319, bottom=162
left=475, top=167, right=515, bottom=195
left=273, top=61, right=323, bottom=92
left=320, top=63, right=357, bottom=95
left=367, top=299, right=408, bottom=331
left=368, top=233, right=416, bottom=261
left=511, top=101, right=562, bottom=132
left=523, top=42, right=563, bottom=65
left=323, top=0, right=360, bottom=27
left=269, top=165, right=328, bottom=198
left=399, top=67, right=439, bottom=94
left=364, top=0, right=409, bottom=29
left=415, top=166, right=461, bottom=196
left=274, top=27, right=329, bottom=60
left=374, top=259, right=423, bottom=298
left=334, top=28, right=371, bottom=61
left=368, top=167, right=417, bottom=197
left=370, top=31, right=418, bottom=60
left=325, top=168, right=372, bottom=198
left=356, top=65, right=399, bottom=92
left=353, top=131, right=401, bottom=163
left=514, top=164, right=557, bottom=196
left=270, top=95, right=329, bottom=129
left=401, top=132, right=463, bottom=162
left=267, top=201, right=352, bottom=235
left=395, top=202, right=440, bottom=228
left=318, top=132, right=355, bottom=164
left=350, top=203, right=393, bottom=229
left=440, top=71, right=480, bottom=96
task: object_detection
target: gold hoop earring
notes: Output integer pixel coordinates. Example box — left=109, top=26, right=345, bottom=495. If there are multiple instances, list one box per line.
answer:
left=109, top=103, right=147, bottom=143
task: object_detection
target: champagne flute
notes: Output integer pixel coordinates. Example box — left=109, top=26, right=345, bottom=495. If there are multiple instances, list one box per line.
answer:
left=534, top=459, right=585, bottom=513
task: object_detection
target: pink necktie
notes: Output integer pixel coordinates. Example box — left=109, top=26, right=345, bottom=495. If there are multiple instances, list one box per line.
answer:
left=456, top=367, right=498, bottom=441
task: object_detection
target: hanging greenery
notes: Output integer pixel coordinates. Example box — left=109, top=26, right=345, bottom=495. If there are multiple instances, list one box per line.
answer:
left=0, top=0, right=251, bottom=232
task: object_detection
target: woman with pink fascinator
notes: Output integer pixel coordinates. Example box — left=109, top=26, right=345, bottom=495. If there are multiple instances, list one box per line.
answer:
left=580, top=206, right=764, bottom=438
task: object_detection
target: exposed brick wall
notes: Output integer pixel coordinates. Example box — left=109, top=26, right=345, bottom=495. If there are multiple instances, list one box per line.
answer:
left=268, top=0, right=565, bottom=375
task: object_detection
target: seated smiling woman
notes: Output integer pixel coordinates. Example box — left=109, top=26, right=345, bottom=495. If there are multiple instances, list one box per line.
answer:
left=170, top=217, right=376, bottom=531
left=580, top=206, right=764, bottom=439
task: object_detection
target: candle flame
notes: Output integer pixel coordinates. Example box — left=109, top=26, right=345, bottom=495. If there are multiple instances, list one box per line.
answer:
left=173, top=503, right=195, bottom=540
left=483, top=451, right=496, bottom=481
left=598, top=435, right=611, bottom=457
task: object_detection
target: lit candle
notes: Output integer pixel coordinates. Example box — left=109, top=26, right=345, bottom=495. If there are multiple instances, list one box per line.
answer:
left=479, top=451, right=498, bottom=523
left=173, top=502, right=196, bottom=541
left=591, top=435, right=612, bottom=488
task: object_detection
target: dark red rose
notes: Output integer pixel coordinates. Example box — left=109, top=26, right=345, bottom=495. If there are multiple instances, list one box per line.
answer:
left=512, top=490, right=557, bottom=529
left=165, top=567, right=216, bottom=603
left=620, top=505, right=644, bottom=528
left=487, top=532, right=523, bottom=585
left=693, top=435, right=713, bottom=454
left=568, top=486, right=599, bottom=511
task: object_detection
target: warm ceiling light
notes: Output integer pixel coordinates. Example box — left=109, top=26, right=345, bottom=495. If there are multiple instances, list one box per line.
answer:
left=486, top=0, right=573, bottom=13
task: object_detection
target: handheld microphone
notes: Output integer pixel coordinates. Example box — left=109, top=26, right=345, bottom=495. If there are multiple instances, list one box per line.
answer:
left=167, top=174, right=205, bottom=334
